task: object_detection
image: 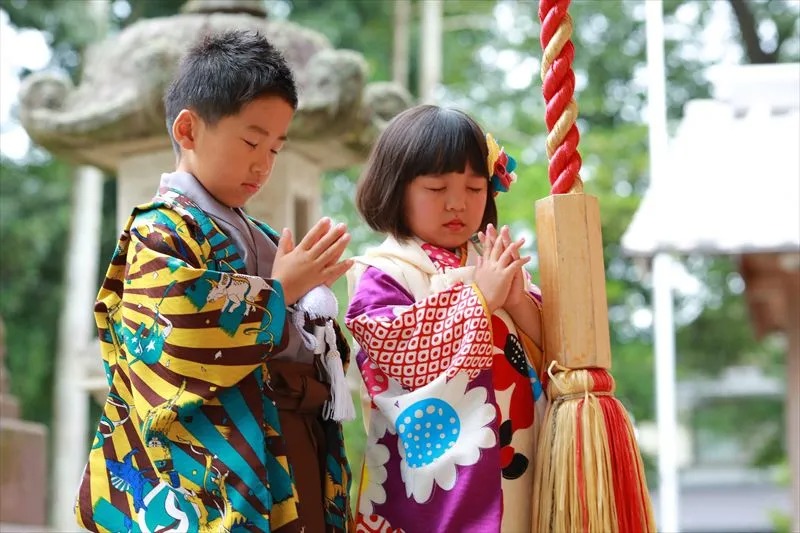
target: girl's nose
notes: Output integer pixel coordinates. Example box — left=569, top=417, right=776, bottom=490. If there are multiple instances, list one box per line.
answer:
left=445, top=191, right=466, bottom=211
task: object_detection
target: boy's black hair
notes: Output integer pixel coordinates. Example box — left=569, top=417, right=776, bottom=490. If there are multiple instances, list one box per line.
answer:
left=356, top=105, right=498, bottom=239
left=164, top=29, right=298, bottom=154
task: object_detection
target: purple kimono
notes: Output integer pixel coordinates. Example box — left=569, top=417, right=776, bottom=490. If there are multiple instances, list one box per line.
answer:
left=345, top=237, right=547, bottom=532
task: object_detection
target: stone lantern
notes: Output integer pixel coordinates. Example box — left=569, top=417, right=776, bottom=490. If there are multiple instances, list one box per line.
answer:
left=19, top=0, right=411, bottom=229
left=17, top=1, right=411, bottom=528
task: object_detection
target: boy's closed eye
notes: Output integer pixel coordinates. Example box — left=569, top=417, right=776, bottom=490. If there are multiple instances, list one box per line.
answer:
left=242, top=139, right=283, bottom=155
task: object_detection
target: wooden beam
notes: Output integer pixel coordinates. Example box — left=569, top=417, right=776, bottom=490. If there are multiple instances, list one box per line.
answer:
left=535, top=193, right=611, bottom=369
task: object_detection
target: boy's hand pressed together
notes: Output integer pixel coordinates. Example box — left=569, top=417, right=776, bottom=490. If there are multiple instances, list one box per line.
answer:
left=474, top=224, right=529, bottom=314
left=272, top=217, right=353, bottom=305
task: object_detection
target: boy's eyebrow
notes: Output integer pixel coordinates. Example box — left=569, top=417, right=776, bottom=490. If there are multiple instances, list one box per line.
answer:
left=247, top=125, right=288, bottom=141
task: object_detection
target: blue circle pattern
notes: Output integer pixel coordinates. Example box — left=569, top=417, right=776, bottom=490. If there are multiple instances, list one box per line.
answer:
left=396, top=399, right=460, bottom=468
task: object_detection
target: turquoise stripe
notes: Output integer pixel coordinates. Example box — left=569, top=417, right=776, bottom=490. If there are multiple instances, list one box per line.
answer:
left=219, top=387, right=266, bottom=464
left=182, top=413, right=270, bottom=529
left=93, top=498, right=141, bottom=533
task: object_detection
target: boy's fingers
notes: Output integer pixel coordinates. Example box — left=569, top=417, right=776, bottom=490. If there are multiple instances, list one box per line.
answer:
left=310, top=222, right=347, bottom=258
left=276, top=228, right=294, bottom=257
left=323, top=259, right=353, bottom=284
left=318, top=232, right=351, bottom=266
left=297, top=217, right=332, bottom=250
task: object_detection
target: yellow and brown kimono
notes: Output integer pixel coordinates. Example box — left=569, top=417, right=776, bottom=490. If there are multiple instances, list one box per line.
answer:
left=75, top=189, right=352, bottom=532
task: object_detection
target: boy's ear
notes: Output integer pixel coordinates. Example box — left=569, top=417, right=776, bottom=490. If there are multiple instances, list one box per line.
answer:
left=172, top=109, right=197, bottom=151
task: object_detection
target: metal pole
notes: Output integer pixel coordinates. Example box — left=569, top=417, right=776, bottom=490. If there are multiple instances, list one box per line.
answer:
left=645, top=0, right=680, bottom=530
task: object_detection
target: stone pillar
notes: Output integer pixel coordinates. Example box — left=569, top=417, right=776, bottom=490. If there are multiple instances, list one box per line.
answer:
left=117, top=149, right=175, bottom=230
left=0, top=317, right=48, bottom=529
left=51, top=165, right=104, bottom=531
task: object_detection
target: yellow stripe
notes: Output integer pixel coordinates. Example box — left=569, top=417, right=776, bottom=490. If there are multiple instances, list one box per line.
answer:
left=87, top=445, right=112, bottom=523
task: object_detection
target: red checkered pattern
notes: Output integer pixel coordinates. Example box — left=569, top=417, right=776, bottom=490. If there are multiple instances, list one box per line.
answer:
left=349, top=284, right=493, bottom=391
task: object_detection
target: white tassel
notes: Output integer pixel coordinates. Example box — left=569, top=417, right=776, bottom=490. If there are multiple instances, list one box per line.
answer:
left=292, top=307, right=318, bottom=350
left=321, top=322, right=356, bottom=422
left=295, top=285, right=355, bottom=422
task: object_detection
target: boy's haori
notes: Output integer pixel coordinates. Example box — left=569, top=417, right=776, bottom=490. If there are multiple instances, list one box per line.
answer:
left=75, top=29, right=353, bottom=533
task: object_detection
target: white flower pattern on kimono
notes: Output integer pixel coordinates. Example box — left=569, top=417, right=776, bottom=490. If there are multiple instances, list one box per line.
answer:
left=375, top=371, right=496, bottom=503
left=358, top=438, right=390, bottom=517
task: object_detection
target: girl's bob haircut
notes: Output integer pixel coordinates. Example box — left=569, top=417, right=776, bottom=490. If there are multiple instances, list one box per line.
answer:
left=356, top=105, right=498, bottom=239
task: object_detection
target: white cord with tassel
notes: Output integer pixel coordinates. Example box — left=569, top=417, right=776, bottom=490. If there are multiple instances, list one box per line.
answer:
left=293, top=285, right=356, bottom=422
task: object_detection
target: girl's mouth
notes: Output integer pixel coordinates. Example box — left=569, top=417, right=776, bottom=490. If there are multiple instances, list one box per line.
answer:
left=444, top=220, right=465, bottom=230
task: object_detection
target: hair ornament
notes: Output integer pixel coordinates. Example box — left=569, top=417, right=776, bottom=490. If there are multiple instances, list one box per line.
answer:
left=486, top=133, right=517, bottom=195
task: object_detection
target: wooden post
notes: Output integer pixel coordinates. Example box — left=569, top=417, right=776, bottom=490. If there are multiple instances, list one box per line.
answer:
left=535, top=193, right=611, bottom=369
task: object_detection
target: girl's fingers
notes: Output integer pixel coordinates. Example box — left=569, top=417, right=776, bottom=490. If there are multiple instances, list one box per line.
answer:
left=490, top=226, right=506, bottom=262
left=498, top=238, right=525, bottom=266
left=483, top=224, right=495, bottom=260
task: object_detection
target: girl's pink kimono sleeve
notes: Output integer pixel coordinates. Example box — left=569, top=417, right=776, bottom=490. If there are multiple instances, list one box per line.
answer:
left=345, top=266, right=494, bottom=392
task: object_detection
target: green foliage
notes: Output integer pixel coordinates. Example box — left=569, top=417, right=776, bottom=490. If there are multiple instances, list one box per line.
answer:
left=0, top=155, right=71, bottom=423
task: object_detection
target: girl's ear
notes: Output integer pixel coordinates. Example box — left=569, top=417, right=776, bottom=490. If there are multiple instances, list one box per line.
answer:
left=172, top=109, right=197, bottom=151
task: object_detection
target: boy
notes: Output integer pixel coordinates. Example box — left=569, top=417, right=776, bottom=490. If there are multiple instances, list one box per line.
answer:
left=75, top=30, right=353, bottom=532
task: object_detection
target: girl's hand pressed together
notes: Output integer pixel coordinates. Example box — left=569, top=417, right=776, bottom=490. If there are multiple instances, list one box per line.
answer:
left=498, top=226, right=529, bottom=310
left=272, top=217, right=353, bottom=305
left=474, top=224, right=529, bottom=314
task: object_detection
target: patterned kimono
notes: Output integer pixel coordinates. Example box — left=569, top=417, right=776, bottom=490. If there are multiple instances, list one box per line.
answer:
left=345, top=236, right=548, bottom=533
left=75, top=187, right=351, bottom=533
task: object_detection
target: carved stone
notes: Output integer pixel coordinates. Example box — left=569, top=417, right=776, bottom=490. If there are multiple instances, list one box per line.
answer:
left=18, top=7, right=412, bottom=172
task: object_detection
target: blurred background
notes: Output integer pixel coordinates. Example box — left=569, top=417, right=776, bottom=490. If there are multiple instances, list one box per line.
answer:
left=0, top=0, right=798, bottom=532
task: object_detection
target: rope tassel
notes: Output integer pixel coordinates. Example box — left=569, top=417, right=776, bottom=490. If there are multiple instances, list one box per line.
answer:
left=533, top=364, right=654, bottom=532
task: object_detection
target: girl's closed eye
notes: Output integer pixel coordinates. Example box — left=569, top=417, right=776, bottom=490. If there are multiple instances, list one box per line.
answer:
left=426, top=187, right=446, bottom=192
left=242, top=139, right=257, bottom=149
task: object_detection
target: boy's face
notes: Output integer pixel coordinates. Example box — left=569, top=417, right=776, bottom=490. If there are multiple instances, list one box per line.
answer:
left=174, top=95, right=294, bottom=208
left=403, top=165, right=488, bottom=250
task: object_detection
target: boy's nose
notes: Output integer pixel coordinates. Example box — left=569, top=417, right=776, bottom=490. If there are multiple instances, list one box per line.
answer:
left=251, top=153, right=276, bottom=176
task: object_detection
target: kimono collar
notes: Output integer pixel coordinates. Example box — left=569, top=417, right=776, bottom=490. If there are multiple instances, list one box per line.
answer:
left=159, top=171, right=247, bottom=230
left=159, top=171, right=268, bottom=276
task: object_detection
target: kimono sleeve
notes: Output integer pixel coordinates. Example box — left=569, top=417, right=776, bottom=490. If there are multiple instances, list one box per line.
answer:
left=113, top=213, right=289, bottom=421
left=345, top=266, right=494, bottom=392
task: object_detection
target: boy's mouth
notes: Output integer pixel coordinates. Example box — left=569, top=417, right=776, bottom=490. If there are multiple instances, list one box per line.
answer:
left=242, top=182, right=261, bottom=193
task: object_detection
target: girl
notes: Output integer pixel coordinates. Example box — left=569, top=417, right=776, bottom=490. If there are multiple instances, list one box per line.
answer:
left=346, top=105, right=547, bottom=532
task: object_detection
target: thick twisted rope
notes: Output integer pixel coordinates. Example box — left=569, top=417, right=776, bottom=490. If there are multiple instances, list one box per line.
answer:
left=539, top=0, right=583, bottom=194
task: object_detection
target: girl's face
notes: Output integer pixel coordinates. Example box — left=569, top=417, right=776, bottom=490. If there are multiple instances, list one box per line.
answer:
left=403, top=165, right=488, bottom=249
